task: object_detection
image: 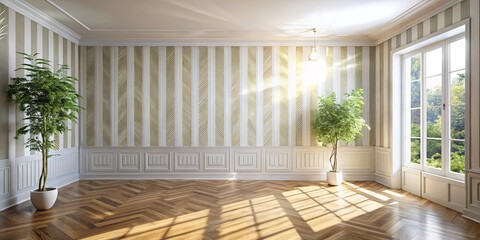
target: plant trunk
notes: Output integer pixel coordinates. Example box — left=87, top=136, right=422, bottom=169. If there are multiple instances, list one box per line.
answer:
left=328, top=140, right=339, bottom=172
left=39, top=116, right=48, bottom=191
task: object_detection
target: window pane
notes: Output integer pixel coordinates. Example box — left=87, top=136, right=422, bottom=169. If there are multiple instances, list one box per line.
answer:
left=426, top=139, right=442, bottom=169
left=451, top=105, right=465, bottom=139
left=426, top=48, right=442, bottom=77
left=450, top=140, right=465, bottom=174
left=450, top=70, right=465, bottom=105
left=411, top=138, right=421, bottom=164
left=411, top=80, right=421, bottom=108
left=410, top=55, right=421, bottom=80
left=450, top=38, right=465, bottom=71
left=411, top=109, right=421, bottom=137
left=427, top=106, right=442, bottom=138
left=426, top=75, right=442, bottom=106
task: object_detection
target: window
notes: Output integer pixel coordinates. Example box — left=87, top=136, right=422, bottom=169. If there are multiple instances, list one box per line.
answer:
left=403, top=35, right=465, bottom=179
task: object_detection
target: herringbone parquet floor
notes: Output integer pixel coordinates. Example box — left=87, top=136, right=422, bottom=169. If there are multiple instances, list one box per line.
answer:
left=0, top=180, right=479, bottom=240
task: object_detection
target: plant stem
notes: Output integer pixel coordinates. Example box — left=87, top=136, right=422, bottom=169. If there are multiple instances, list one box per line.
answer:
left=40, top=115, right=48, bottom=191
left=332, top=141, right=338, bottom=172
left=329, top=147, right=335, bottom=171
left=328, top=140, right=339, bottom=172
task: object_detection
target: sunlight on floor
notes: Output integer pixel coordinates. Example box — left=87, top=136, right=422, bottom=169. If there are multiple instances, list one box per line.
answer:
left=383, top=189, right=405, bottom=198
left=217, top=195, right=301, bottom=239
left=344, top=182, right=391, bottom=201
left=283, top=184, right=386, bottom=232
left=81, top=209, right=210, bottom=240
left=80, top=182, right=391, bottom=239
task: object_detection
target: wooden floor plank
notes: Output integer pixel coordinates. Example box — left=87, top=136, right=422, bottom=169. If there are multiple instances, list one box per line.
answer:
left=0, top=180, right=479, bottom=240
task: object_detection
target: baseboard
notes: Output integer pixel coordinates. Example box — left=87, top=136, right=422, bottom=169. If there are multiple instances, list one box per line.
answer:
left=375, top=173, right=392, bottom=188
left=462, top=209, right=480, bottom=223
left=80, top=172, right=375, bottom=181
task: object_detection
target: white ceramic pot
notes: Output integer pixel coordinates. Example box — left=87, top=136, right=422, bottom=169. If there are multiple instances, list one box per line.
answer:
left=327, top=171, right=343, bottom=186
left=30, top=188, right=58, bottom=210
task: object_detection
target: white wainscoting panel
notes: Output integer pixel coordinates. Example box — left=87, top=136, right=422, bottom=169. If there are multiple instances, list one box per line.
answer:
left=293, top=148, right=324, bottom=171
left=402, top=167, right=421, bottom=196
left=0, top=160, right=10, bottom=197
left=465, top=171, right=480, bottom=219
left=264, top=148, right=292, bottom=172
left=88, top=151, right=115, bottom=172
left=375, top=147, right=392, bottom=187
left=204, top=149, right=230, bottom=172
left=55, top=148, right=78, bottom=177
left=118, top=152, right=141, bottom=172
left=16, top=156, right=40, bottom=191
left=233, top=148, right=262, bottom=172
left=422, top=173, right=448, bottom=203
left=422, top=172, right=465, bottom=212
left=145, top=152, right=171, bottom=172
left=175, top=152, right=201, bottom=171
left=81, top=146, right=375, bottom=180
left=338, top=147, right=374, bottom=170
left=448, top=182, right=465, bottom=212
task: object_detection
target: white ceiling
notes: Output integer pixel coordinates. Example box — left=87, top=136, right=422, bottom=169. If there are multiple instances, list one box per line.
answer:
left=22, top=0, right=448, bottom=44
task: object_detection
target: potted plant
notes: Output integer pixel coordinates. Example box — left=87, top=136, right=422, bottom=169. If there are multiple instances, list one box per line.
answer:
left=312, top=89, right=369, bottom=185
left=7, top=53, right=80, bottom=210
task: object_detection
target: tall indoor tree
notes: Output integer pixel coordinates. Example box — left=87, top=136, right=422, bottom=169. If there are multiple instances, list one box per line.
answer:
left=312, top=89, right=369, bottom=185
left=7, top=53, right=80, bottom=209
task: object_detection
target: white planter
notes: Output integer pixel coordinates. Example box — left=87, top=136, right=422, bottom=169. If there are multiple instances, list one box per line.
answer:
left=327, top=171, right=343, bottom=186
left=30, top=188, right=58, bottom=210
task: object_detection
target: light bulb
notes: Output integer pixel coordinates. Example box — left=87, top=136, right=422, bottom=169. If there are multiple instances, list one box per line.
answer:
left=309, top=47, right=318, bottom=61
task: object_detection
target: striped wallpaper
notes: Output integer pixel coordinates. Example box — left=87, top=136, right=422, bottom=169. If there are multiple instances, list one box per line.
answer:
left=0, top=3, right=7, bottom=159
left=0, top=4, right=80, bottom=158
left=375, top=0, right=469, bottom=148
left=81, top=45, right=376, bottom=147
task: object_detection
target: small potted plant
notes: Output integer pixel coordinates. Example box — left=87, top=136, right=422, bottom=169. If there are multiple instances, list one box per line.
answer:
left=7, top=53, right=80, bottom=210
left=312, top=89, right=369, bottom=185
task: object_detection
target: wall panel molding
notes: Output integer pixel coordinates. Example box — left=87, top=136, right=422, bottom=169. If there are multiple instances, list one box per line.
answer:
left=88, top=151, right=115, bottom=172
left=422, top=171, right=465, bottom=212
left=264, top=148, right=292, bottom=172
left=401, top=167, right=421, bottom=196
left=81, top=146, right=375, bottom=180
left=145, top=152, right=171, bottom=172
left=375, top=147, right=392, bottom=187
left=118, top=152, right=141, bottom=172
left=175, top=152, right=201, bottom=171
left=465, top=171, right=480, bottom=220
left=0, top=160, right=10, bottom=198
left=204, top=149, right=229, bottom=172
left=293, top=148, right=324, bottom=171
left=234, top=148, right=262, bottom=172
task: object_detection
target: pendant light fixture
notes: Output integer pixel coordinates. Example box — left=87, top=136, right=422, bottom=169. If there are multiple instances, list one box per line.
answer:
left=309, top=28, right=318, bottom=61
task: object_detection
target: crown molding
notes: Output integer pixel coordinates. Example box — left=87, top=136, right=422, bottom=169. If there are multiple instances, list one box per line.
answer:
left=372, top=0, right=463, bottom=46
left=0, top=0, right=80, bottom=44
left=79, top=37, right=375, bottom=47
left=45, top=0, right=91, bottom=31
left=1, top=0, right=458, bottom=47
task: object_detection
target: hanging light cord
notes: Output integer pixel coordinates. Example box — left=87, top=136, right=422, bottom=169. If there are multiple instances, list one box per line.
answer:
left=309, top=28, right=318, bottom=61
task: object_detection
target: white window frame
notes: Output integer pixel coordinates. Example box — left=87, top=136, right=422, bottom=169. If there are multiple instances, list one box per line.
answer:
left=401, top=34, right=466, bottom=181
